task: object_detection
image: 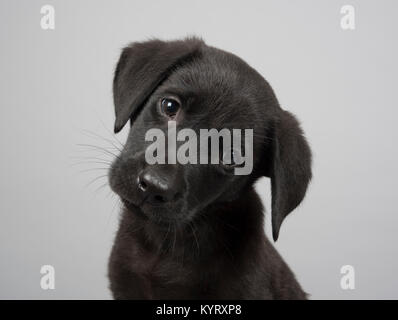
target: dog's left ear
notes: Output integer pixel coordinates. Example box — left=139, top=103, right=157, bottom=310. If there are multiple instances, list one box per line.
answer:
left=265, top=110, right=312, bottom=241
left=113, top=37, right=204, bottom=133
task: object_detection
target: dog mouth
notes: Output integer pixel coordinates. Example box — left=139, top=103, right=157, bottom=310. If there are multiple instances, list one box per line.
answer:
left=120, top=197, right=148, bottom=215
left=120, top=196, right=183, bottom=226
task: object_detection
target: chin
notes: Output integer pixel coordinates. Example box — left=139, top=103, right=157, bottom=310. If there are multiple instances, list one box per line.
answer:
left=130, top=200, right=189, bottom=226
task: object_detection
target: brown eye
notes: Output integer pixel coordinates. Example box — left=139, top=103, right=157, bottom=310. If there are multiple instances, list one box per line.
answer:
left=161, top=97, right=180, bottom=117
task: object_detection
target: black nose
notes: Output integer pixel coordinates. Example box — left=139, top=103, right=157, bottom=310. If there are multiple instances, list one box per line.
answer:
left=137, top=169, right=181, bottom=204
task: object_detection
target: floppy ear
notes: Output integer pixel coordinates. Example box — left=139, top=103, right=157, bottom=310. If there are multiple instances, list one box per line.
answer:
left=113, top=37, right=204, bottom=133
left=267, top=110, right=312, bottom=241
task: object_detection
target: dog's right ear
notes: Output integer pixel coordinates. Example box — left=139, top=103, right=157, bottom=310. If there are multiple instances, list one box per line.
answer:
left=112, top=38, right=204, bottom=133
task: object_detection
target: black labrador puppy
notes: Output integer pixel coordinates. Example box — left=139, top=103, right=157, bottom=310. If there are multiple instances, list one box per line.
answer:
left=108, top=37, right=312, bottom=299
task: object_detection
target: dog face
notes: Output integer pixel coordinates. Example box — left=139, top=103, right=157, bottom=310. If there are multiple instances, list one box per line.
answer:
left=109, top=38, right=312, bottom=240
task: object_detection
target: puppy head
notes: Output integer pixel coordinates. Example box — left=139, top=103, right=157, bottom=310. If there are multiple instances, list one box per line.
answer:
left=109, top=37, right=312, bottom=240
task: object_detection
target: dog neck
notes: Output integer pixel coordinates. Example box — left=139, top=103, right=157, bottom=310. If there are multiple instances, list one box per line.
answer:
left=120, top=187, right=265, bottom=261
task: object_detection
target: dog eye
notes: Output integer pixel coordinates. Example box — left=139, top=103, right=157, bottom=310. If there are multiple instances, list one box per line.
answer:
left=160, top=97, right=181, bottom=117
left=221, top=148, right=243, bottom=167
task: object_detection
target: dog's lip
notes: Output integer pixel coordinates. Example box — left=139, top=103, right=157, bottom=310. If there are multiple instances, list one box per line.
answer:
left=120, top=197, right=141, bottom=209
left=121, top=196, right=165, bottom=209
left=121, top=196, right=182, bottom=225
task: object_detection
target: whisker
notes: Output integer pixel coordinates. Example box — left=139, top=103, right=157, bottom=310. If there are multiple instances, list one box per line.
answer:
left=84, top=174, right=109, bottom=189
left=69, top=155, right=114, bottom=162
left=189, top=221, right=200, bottom=256
left=80, top=129, right=123, bottom=152
left=99, top=118, right=124, bottom=146
left=94, top=181, right=111, bottom=194
left=70, top=160, right=113, bottom=167
left=77, top=167, right=110, bottom=174
left=76, top=144, right=119, bottom=158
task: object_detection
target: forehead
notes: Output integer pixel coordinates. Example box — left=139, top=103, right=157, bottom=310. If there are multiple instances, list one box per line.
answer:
left=157, top=48, right=260, bottom=130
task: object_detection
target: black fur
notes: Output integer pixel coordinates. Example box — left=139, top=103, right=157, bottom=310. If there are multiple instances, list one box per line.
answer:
left=108, top=37, right=312, bottom=299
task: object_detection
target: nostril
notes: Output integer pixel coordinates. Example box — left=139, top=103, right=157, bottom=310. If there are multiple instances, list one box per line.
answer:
left=153, top=195, right=166, bottom=203
left=137, top=170, right=181, bottom=205
left=137, top=178, right=147, bottom=192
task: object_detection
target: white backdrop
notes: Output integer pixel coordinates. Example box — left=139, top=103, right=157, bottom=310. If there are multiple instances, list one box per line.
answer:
left=0, top=0, right=397, bottom=299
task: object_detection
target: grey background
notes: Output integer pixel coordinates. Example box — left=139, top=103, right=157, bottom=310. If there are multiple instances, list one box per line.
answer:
left=0, top=0, right=397, bottom=299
